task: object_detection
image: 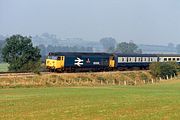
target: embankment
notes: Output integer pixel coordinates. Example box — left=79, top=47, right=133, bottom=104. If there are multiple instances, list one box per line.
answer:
left=0, top=71, right=159, bottom=88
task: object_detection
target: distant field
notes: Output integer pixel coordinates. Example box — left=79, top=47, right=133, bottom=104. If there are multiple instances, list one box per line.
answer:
left=1, top=80, right=180, bottom=120
left=0, top=63, right=8, bottom=72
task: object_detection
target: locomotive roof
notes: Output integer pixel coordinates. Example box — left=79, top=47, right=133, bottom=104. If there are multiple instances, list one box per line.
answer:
left=48, top=52, right=111, bottom=56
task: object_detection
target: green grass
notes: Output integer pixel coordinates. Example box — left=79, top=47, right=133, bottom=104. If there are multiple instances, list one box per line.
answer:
left=1, top=81, right=180, bottom=120
left=0, top=63, right=9, bottom=72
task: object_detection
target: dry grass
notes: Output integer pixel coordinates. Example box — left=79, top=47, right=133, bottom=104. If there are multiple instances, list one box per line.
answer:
left=0, top=71, right=163, bottom=88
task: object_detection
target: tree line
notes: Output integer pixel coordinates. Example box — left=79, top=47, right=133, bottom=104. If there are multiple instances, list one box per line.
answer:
left=0, top=35, right=142, bottom=72
left=0, top=35, right=143, bottom=63
left=0, top=34, right=180, bottom=76
left=100, top=37, right=180, bottom=54
left=100, top=37, right=142, bottom=53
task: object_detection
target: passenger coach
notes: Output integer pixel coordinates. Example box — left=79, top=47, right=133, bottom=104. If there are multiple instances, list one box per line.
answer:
left=112, top=54, right=158, bottom=70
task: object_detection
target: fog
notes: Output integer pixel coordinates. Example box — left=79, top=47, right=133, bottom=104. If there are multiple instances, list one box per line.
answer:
left=0, top=0, right=180, bottom=45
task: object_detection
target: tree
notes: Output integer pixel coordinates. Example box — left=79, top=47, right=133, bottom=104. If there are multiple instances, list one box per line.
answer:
left=0, top=40, right=5, bottom=62
left=116, top=41, right=142, bottom=54
left=149, top=62, right=178, bottom=79
left=2, top=35, right=41, bottom=72
left=100, top=37, right=116, bottom=52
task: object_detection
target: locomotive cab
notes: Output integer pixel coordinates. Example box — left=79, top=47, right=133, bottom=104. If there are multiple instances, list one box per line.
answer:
left=46, top=55, right=65, bottom=71
left=109, top=56, right=115, bottom=68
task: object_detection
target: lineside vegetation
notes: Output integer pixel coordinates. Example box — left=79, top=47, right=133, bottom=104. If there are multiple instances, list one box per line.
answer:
left=149, top=62, right=179, bottom=79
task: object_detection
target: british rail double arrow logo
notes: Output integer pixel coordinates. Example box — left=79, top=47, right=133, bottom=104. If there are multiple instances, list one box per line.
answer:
left=74, top=57, right=83, bottom=67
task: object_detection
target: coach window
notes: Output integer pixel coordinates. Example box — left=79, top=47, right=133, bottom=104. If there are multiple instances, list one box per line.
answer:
left=164, top=58, right=167, bottom=61
left=122, top=58, right=124, bottom=62
left=177, top=58, right=180, bottom=61
left=144, top=58, right=146, bottom=62
left=168, top=58, right=171, bottom=61
left=127, top=57, right=129, bottom=62
left=129, top=58, right=131, bottom=62
left=173, top=58, right=176, bottom=61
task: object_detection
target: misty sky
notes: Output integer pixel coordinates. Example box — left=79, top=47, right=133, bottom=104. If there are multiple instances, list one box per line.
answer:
left=0, top=0, right=180, bottom=45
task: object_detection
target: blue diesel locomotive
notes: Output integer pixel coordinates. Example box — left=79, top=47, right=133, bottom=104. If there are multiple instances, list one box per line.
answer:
left=46, top=52, right=180, bottom=72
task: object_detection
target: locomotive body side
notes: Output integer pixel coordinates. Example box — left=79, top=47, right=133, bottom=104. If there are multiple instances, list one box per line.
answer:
left=46, top=52, right=113, bottom=72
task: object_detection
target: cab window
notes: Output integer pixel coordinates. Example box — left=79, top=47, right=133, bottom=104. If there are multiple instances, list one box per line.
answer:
left=57, top=57, right=61, bottom=60
left=47, top=56, right=52, bottom=59
left=50, top=56, right=57, bottom=60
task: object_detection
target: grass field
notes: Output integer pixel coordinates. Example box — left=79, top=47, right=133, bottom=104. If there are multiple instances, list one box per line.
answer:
left=0, top=63, right=8, bottom=72
left=1, top=80, right=180, bottom=120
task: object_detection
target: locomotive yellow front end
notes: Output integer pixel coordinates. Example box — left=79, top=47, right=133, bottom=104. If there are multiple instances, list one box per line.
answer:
left=46, top=55, right=65, bottom=71
left=109, top=55, right=115, bottom=68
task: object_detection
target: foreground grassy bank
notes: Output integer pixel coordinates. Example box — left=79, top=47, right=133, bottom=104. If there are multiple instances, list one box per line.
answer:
left=1, top=80, right=180, bottom=120
left=0, top=71, right=154, bottom=88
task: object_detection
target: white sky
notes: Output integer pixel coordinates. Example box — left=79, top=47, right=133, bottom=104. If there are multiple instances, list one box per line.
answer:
left=0, top=0, right=180, bottom=45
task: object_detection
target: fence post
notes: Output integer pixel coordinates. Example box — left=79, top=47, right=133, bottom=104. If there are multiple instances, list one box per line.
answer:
left=124, top=80, right=127, bottom=85
left=151, top=79, right=154, bottom=84
left=106, top=80, right=108, bottom=85
left=166, top=75, right=169, bottom=80
left=119, top=80, right=121, bottom=85
left=14, top=76, right=16, bottom=86
left=171, top=75, right=173, bottom=80
left=143, top=80, right=146, bottom=84
left=113, top=79, right=115, bottom=85
left=100, top=80, right=103, bottom=85
left=134, top=80, right=137, bottom=85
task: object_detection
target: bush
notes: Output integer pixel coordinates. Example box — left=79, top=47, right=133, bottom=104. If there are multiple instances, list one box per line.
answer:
left=149, top=62, right=178, bottom=79
left=140, top=73, right=148, bottom=81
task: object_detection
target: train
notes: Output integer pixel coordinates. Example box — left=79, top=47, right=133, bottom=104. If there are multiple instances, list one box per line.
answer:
left=45, top=52, right=180, bottom=72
